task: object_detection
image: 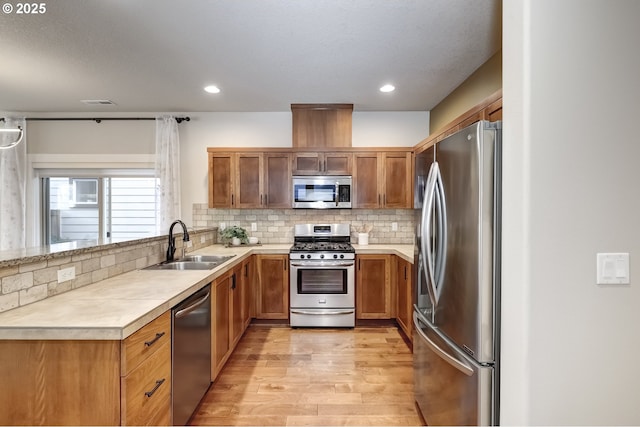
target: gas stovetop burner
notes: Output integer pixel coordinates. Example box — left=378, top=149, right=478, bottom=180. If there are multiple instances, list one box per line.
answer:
left=290, top=241, right=355, bottom=253
left=289, top=223, right=355, bottom=260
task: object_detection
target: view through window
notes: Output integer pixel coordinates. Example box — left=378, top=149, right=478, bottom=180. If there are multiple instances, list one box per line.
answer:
left=43, top=176, right=158, bottom=244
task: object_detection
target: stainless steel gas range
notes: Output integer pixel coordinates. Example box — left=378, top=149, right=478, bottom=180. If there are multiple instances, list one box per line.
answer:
left=289, top=224, right=355, bottom=328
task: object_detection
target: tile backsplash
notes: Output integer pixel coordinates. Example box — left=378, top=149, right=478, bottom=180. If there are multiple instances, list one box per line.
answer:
left=0, top=229, right=217, bottom=313
left=192, top=204, right=415, bottom=244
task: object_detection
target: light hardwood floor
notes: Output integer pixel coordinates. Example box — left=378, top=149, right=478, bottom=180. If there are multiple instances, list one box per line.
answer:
left=190, top=325, right=424, bottom=426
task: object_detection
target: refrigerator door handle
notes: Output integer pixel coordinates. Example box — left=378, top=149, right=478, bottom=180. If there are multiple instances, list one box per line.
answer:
left=422, top=162, right=446, bottom=307
left=413, top=311, right=474, bottom=377
left=421, top=163, right=437, bottom=307
left=433, top=167, right=447, bottom=292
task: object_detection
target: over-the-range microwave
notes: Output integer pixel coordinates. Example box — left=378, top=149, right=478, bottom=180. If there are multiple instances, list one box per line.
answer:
left=292, top=175, right=352, bottom=209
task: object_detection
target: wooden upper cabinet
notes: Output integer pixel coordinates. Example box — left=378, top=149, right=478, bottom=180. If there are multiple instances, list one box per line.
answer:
left=291, top=151, right=352, bottom=175
left=353, top=150, right=412, bottom=209
left=291, top=104, right=353, bottom=148
left=265, top=153, right=291, bottom=208
left=209, top=150, right=292, bottom=209
left=353, top=152, right=381, bottom=208
left=208, top=152, right=234, bottom=208
left=484, top=98, right=502, bottom=122
left=236, top=153, right=264, bottom=208
left=382, top=151, right=412, bottom=208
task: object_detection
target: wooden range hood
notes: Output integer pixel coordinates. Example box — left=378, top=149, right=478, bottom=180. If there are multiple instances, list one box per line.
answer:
left=291, top=103, right=353, bottom=148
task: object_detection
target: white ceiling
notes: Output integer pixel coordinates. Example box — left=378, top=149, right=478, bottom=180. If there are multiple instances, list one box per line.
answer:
left=0, top=0, right=501, bottom=113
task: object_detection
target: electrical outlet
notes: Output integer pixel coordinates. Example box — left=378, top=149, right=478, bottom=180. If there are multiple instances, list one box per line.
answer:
left=219, top=222, right=226, bottom=230
left=391, top=222, right=398, bottom=231
left=251, top=222, right=257, bottom=231
left=200, top=235, right=206, bottom=244
left=57, top=267, right=76, bottom=283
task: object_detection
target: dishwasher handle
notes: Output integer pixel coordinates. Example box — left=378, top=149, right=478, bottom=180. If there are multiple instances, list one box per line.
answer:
left=175, top=291, right=210, bottom=319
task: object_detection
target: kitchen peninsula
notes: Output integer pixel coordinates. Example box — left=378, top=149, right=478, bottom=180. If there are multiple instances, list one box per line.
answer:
left=0, top=235, right=412, bottom=426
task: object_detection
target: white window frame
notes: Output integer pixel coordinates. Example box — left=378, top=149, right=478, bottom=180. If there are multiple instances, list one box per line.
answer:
left=28, top=154, right=155, bottom=246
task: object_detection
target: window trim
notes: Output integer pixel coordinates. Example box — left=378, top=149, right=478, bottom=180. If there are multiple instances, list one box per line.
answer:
left=28, top=154, right=156, bottom=247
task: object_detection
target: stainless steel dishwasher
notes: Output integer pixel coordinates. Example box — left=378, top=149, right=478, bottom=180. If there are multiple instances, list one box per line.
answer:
left=172, top=284, right=211, bottom=425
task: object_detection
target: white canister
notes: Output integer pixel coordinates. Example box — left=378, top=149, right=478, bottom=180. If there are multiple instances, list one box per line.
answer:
left=358, top=233, right=369, bottom=245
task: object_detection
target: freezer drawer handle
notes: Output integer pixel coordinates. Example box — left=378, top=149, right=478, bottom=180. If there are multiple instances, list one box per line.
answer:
left=413, top=311, right=473, bottom=376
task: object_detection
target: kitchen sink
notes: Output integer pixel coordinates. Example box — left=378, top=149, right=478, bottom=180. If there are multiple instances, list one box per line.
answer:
left=179, top=255, right=235, bottom=264
left=143, top=255, right=235, bottom=271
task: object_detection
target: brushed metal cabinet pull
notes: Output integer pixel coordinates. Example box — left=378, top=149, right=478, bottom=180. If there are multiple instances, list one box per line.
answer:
left=145, top=378, right=166, bottom=398
left=144, top=332, right=165, bottom=347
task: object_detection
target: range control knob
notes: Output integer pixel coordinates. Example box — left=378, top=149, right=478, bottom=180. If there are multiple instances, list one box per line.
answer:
left=306, top=254, right=311, bottom=259
left=320, top=254, right=325, bottom=259
left=300, top=254, right=305, bottom=259
left=333, top=254, right=338, bottom=259
left=340, top=254, right=345, bottom=259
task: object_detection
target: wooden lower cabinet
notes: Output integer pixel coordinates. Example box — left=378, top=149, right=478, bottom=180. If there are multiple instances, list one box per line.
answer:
left=256, top=254, right=289, bottom=319
left=356, top=254, right=392, bottom=319
left=242, top=255, right=256, bottom=328
left=121, top=340, right=171, bottom=426
left=396, top=257, right=413, bottom=341
left=212, top=261, right=254, bottom=380
left=0, top=311, right=172, bottom=426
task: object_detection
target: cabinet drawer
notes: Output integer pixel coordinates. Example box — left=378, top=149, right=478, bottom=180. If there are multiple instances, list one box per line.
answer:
left=122, top=312, right=171, bottom=375
left=121, top=340, right=171, bottom=426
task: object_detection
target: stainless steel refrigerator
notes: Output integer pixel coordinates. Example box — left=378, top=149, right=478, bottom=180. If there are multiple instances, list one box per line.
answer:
left=413, top=120, right=501, bottom=426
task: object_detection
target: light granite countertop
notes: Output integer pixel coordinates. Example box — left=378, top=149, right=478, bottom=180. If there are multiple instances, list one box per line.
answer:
left=0, top=244, right=413, bottom=341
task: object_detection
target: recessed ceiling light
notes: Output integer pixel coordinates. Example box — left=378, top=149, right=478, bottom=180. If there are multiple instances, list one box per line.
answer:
left=204, top=85, right=221, bottom=94
left=379, top=84, right=395, bottom=93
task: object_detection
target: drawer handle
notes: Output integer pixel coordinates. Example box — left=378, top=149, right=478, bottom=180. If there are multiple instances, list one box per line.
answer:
left=144, top=332, right=165, bottom=347
left=145, top=378, right=166, bottom=398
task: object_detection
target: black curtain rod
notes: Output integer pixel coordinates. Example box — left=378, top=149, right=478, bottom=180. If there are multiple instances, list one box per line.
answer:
left=1, top=116, right=191, bottom=123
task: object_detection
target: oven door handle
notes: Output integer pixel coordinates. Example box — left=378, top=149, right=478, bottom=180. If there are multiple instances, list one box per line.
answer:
left=290, top=261, right=355, bottom=267
left=291, top=309, right=355, bottom=316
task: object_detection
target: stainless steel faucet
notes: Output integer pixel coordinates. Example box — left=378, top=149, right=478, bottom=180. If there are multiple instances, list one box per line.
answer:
left=167, top=220, right=190, bottom=262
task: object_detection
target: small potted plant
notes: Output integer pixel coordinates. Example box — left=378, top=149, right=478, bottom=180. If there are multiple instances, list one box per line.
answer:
left=220, top=225, right=248, bottom=246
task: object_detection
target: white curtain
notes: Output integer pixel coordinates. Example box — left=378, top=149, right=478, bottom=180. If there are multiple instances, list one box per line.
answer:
left=0, top=117, right=27, bottom=250
left=155, top=115, right=181, bottom=233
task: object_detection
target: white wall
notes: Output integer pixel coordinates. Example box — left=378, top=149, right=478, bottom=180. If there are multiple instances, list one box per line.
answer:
left=25, top=111, right=428, bottom=225
left=27, top=119, right=155, bottom=154
left=502, top=1, right=640, bottom=424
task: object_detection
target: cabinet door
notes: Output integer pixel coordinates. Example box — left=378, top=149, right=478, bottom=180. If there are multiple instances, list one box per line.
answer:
left=382, top=152, right=412, bottom=208
left=213, top=274, right=231, bottom=377
left=353, top=152, right=381, bottom=208
left=291, top=152, right=322, bottom=175
left=356, top=255, right=391, bottom=319
left=235, top=153, right=263, bottom=208
left=265, top=153, right=292, bottom=208
left=396, top=257, right=412, bottom=341
left=208, top=152, right=234, bottom=208
left=242, top=256, right=255, bottom=328
left=324, top=152, right=352, bottom=175
left=256, top=255, right=289, bottom=319
left=231, top=265, right=244, bottom=346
